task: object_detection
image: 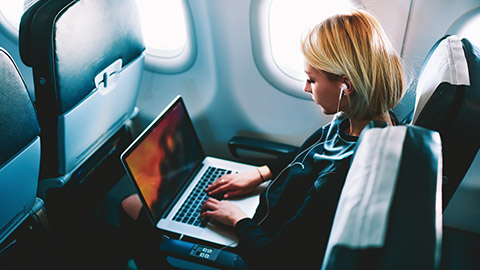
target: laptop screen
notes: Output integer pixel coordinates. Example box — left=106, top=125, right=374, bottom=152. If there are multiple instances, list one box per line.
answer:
left=122, top=96, right=204, bottom=223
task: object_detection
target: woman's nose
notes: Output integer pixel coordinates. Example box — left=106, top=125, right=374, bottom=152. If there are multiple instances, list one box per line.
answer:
left=304, top=82, right=311, bottom=93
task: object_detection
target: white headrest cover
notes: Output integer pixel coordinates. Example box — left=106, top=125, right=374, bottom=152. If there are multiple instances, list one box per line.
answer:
left=412, top=35, right=470, bottom=123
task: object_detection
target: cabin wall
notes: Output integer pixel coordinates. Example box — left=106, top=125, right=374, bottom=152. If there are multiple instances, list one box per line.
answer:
left=134, top=0, right=328, bottom=161
left=402, top=0, right=480, bottom=72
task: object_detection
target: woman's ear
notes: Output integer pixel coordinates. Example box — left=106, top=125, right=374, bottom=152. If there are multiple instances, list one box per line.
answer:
left=342, top=76, right=354, bottom=95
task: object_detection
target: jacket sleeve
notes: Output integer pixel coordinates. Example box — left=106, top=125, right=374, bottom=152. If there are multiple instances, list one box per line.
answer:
left=234, top=171, right=347, bottom=269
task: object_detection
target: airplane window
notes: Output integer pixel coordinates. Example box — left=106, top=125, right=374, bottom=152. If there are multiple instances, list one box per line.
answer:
left=269, top=0, right=354, bottom=81
left=136, top=0, right=196, bottom=73
left=0, top=1, right=24, bottom=41
left=251, top=0, right=356, bottom=99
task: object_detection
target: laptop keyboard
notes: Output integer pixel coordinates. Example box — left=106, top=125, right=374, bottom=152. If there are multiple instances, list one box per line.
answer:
left=173, top=166, right=233, bottom=227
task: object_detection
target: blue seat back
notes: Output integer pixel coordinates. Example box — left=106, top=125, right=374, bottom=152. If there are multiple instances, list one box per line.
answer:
left=411, top=35, right=480, bottom=207
left=322, top=125, right=443, bottom=270
left=19, top=0, right=145, bottom=183
left=0, top=48, right=41, bottom=243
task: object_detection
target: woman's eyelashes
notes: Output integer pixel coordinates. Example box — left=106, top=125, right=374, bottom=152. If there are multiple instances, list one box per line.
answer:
left=307, top=78, right=314, bottom=84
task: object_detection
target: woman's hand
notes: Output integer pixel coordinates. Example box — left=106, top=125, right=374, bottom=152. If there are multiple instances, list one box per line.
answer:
left=205, top=166, right=271, bottom=199
left=200, top=198, right=248, bottom=227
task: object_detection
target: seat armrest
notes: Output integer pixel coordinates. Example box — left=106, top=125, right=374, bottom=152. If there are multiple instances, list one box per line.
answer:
left=228, top=136, right=297, bottom=160
left=158, top=238, right=248, bottom=270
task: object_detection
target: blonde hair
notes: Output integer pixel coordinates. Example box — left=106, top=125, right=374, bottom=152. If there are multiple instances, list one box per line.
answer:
left=301, top=9, right=405, bottom=121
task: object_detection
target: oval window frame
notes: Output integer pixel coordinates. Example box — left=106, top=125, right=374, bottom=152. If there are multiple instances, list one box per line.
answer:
left=250, top=0, right=411, bottom=100
left=251, top=0, right=360, bottom=100
left=250, top=0, right=310, bottom=99
left=139, top=0, right=197, bottom=74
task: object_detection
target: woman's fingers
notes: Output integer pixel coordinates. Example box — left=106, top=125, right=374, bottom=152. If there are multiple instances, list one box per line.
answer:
left=206, top=178, right=223, bottom=190
left=200, top=197, right=218, bottom=212
left=200, top=198, right=219, bottom=219
left=200, top=199, right=248, bottom=227
left=206, top=175, right=233, bottom=195
left=206, top=175, right=229, bottom=190
left=205, top=170, right=261, bottom=199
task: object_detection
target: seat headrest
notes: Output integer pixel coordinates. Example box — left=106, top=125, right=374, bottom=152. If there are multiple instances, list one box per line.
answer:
left=0, top=48, right=40, bottom=165
left=412, top=35, right=470, bottom=123
left=19, top=0, right=145, bottom=114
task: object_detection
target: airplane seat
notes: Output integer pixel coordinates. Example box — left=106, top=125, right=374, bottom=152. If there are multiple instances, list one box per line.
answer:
left=18, top=0, right=145, bottom=202
left=155, top=124, right=443, bottom=270
left=409, top=34, right=480, bottom=209
left=0, top=47, right=49, bottom=264
left=321, top=124, right=443, bottom=270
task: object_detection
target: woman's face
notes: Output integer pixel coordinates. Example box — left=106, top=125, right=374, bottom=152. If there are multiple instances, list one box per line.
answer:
left=304, top=62, right=344, bottom=115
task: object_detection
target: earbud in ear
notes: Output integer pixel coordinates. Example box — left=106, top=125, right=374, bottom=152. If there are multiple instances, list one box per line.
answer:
left=341, top=84, right=348, bottom=96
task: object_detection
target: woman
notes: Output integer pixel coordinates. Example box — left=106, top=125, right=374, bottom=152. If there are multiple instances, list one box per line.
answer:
left=120, top=8, right=405, bottom=269
left=198, top=9, right=405, bottom=269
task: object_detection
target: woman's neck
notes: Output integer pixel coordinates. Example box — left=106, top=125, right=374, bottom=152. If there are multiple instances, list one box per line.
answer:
left=347, top=112, right=393, bottom=137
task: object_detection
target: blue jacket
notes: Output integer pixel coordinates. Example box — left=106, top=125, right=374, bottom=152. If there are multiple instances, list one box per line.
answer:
left=234, top=114, right=358, bottom=269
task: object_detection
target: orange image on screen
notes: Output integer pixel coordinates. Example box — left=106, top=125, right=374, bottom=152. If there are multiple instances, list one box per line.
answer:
left=125, top=110, right=182, bottom=212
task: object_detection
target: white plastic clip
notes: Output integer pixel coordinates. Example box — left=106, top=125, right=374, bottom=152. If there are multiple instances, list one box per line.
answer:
left=94, top=59, right=123, bottom=95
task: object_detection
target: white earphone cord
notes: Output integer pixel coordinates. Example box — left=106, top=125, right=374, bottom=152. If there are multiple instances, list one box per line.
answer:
left=257, top=118, right=343, bottom=225
left=336, top=84, right=347, bottom=113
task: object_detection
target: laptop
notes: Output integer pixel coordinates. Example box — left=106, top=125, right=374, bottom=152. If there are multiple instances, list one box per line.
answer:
left=120, top=95, right=262, bottom=247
